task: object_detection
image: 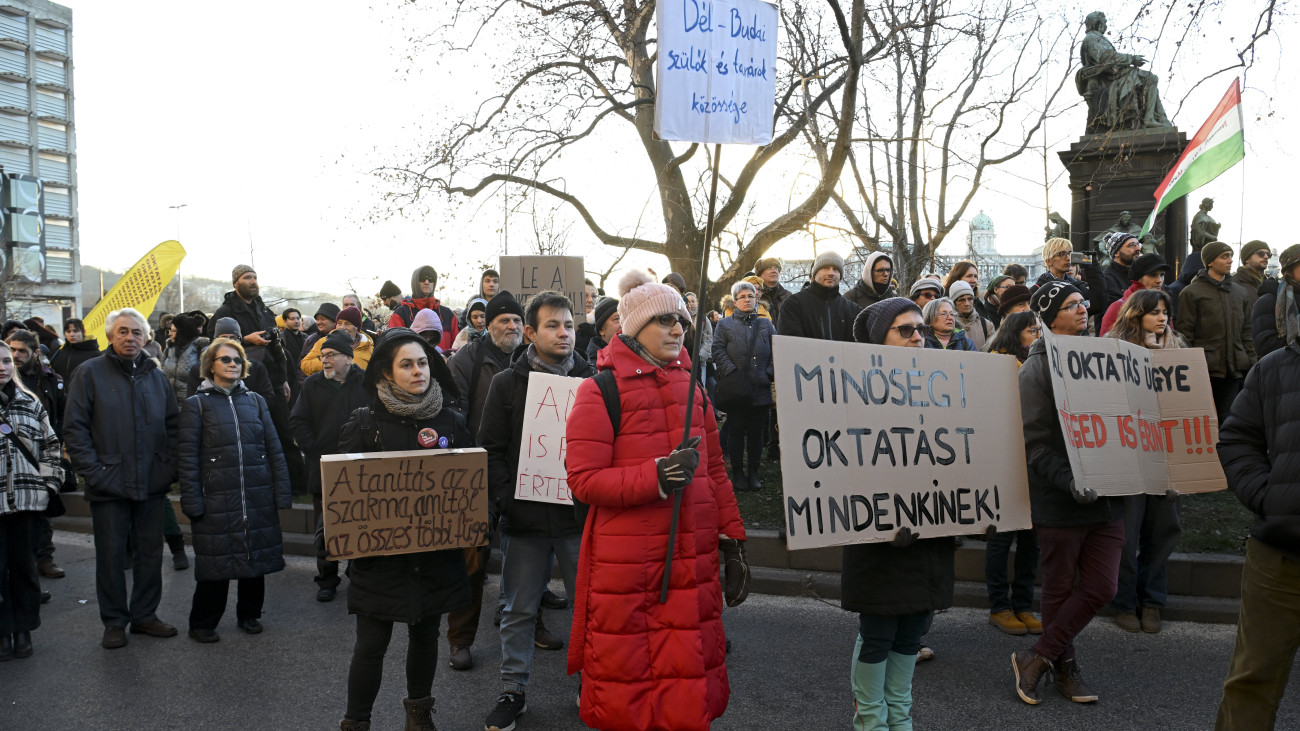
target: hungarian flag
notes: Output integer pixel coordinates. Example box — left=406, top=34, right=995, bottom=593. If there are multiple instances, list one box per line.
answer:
left=1139, top=78, right=1245, bottom=239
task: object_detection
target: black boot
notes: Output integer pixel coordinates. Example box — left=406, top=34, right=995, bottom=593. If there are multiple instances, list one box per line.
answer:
left=166, top=534, right=190, bottom=570
left=0, top=633, right=12, bottom=661
left=13, top=631, right=32, bottom=659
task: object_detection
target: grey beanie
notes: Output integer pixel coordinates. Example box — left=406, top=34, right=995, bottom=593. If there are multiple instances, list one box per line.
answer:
left=909, top=279, right=943, bottom=299
left=213, top=317, right=242, bottom=339
left=854, top=297, right=922, bottom=345
left=811, top=250, right=845, bottom=279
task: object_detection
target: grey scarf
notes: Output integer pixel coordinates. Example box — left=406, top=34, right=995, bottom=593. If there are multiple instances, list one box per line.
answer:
left=375, top=377, right=443, bottom=419
left=619, top=333, right=670, bottom=368
left=1276, top=280, right=1300, bottom=347
left=525, top=343, right=574, bottom=377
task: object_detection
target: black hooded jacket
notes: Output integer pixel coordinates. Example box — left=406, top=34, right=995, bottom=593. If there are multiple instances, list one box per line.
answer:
left=775, top=281, right=862, bottom=342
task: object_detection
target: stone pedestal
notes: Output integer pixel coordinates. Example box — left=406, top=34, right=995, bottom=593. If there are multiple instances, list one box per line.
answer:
left=1058, top=128, right=1190, bottom=272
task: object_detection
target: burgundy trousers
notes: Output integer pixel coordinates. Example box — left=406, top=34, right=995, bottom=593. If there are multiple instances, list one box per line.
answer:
left=1031, top=518, right=1124, bottom=662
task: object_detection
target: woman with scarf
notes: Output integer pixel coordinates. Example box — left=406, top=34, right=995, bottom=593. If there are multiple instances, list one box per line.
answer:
left=0, top=340, right=62, bottom=661
left=336, top=327, right=472, bottom=731
left=1105, top=289, right=1184, bottom=633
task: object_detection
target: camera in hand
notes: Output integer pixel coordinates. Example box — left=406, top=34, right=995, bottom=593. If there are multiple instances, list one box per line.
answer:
left=1070, top=249, right=1101, bottom=266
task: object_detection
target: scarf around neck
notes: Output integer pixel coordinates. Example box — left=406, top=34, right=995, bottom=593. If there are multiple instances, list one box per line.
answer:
left=525, top=343, right=574, bottom=377
left=1276, top=279, right=1300, bottom=347
left=375, top=377, right=443, bottom=419
left=619, top=333, right=670, bottom=368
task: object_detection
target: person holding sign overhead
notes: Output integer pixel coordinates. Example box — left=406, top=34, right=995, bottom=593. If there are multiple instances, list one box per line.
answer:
left=564, top=270, right=748, bottom=731
left=1012, top=282, right=1125, bottom=706
left=334, top=327, right=473, bottom=731
left=842, top=296, right=955, bottom=731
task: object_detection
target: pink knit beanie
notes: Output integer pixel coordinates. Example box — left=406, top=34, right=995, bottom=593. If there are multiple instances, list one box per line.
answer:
left=617, top=269, right=692, bottom=337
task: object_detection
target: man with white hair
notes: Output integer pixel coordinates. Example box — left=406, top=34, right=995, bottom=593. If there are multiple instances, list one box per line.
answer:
left=64, top=308, right=181, bottom=650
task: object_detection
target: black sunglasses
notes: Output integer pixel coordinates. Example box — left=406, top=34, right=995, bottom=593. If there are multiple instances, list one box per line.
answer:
left=652, top=313, right=691, bottom=329
left=215, top=356, right=245, bottom=365
left=890, top=324, right=931, bottom=338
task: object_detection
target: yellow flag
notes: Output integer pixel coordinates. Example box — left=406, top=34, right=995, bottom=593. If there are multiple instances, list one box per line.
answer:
left=82, top=240, right=187, bottom=347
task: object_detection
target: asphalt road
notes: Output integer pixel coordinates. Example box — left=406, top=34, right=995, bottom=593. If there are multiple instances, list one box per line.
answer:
left=2, top=531, right=1297, bottom=730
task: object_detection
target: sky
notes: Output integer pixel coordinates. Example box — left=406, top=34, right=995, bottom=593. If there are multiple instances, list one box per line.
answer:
left=63, top=0, right=1296, bottom=308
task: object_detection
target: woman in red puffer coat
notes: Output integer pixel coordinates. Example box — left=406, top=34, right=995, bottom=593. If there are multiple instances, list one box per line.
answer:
left=565, top=270, right=749, bottom=731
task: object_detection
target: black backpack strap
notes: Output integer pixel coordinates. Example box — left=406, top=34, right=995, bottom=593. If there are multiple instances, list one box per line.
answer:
left=593, top=369, right=620, bottom=438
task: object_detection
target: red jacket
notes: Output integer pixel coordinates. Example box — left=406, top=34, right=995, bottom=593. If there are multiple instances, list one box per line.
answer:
left=565, top=337, right=746, bottom=731
left=386, top=296, right=459, bottom=351
left=1100, top=281, right=1143, bottom=336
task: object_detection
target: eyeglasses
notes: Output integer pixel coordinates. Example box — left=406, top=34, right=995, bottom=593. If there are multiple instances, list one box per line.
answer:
left=1062, top=300, right=1091, bottom=313
left=652, top=313, right=691, bottom=329
left=1026, top=327, right=1043, bottom=335
left=890, top=324, right=931, bottom=338
left=319, top=352, right=348, bottom=360
left=215, top=356, right=244, bottom=365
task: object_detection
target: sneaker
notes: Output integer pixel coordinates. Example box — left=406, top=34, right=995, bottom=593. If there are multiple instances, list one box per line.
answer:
left=1011, top=649, right=1050, bottom=705
left=449, top=645, right=473, bottom=671
left=1141, top=607, right=1162, bottom=634
left=237, top=619, right=263, bottom=634
left=917, top=644, right=934, bottom=662
left=188, top=628, right=220, bottom=643
left=989, top=610, right=1028, bottom=635
left=484, top=691, right=527, bottom=731
left=1114, top=612, right=1141, bottom=633
left=101, top=626, right=128, bottom=649
left=1052, top=658, right=1099, bottom=702
left=1016, top=612, right=1043, bottom=635
left=534, top=624, right=564, bottom=651
left=129, top=618, right=178, bottom=638
left=540, top=590, right=568, bottom=610
left=37, top=560, right=65, bottom=578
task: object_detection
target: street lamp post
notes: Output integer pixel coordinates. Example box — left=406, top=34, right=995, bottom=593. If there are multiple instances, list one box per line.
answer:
left=169, top=204, right=188, bottom=311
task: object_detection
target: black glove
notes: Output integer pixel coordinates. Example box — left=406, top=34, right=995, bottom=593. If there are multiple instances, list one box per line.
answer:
left=1163, top=488, right=1181, bottom=502
left=985, top=524, right=999, bottom=538
left=1070, top=479, right=1098, bottom=504
left=719, top=537, right=750, bottom=607
left=657, top=436, right=702, bottom=497
left=890, top=526, right=917, bottom=548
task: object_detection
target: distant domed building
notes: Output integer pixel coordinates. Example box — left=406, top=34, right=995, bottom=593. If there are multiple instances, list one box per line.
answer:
left=967, top=210, right=998, bottom=258
left=962, top=211, right=1045, bottom=284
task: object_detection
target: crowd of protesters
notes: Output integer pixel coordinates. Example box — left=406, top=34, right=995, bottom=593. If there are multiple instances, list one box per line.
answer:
left=0, top=233, right=1296, bottom=731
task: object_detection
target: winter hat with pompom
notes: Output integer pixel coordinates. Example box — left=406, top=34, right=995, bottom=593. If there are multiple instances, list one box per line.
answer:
left=616, top=269, right=692, bottom=337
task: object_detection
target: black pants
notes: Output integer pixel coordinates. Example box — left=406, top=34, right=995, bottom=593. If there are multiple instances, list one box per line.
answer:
left=0, top=512, right=42, bottom=634
left=35, top=514, right=54, bottom=564
left=986, top=529, right=1039, bottom=613
left=346, top=613, right=441, bottom=721
left=1210, top=376, right=1244, bottom=423
left=189, top=576, right=265, bottom=630
left=725, top=402, right=769, bottom=475
left=89, top=497, right=165, bottom=627
left=312, top=493, right=340, bottom=589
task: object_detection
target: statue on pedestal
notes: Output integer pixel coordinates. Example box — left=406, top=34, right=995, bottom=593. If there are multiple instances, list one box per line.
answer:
left=1077, top=12, right=1173, bottom=133
left=1045, top=211, right=1070, bottom=242
left=1191, top=198, right=1221, bottom=250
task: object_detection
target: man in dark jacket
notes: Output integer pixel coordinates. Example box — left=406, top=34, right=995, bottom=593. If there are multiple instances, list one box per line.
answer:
left=63, top=308, right=181, bottom=650
left=1100, top=231, right=1142, bottom=304
left=1012, top=282, right=1125, bottom=706
left=755, top=257, right=792, bottom=325
left=49, top=317, right=100, bottom=386
left=1251, top=244, right=1300, bottom=360
left=479, top=291, right=594, bottom=731
left=1213, top=341, right=1300, bottom=729
left=1177, top=241, right=1257, bottom=421
left=776, top=250, right=862, bottom=342
left=387, top=265, right=460, bottom=351
left=845, top=251, right=897, bottom=309
left=1232, top=240, right=1271, bottom=312
left=1034, top=237, right=1110, bottom=333
left=289, top=330, right=367, bottom=603
left=208, top=265, right=289, bottom=401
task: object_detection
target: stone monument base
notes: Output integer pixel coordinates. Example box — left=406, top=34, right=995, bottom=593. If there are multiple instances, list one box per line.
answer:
left=1058, top=128, right=1189, bottom=272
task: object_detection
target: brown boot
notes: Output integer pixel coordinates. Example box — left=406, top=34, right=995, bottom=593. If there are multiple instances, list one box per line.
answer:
left=339, top=720, right=370, bottom=731
left=1052, top=658, right=1099, bottom=703
left=1141, top=607, right=1162, bottom=633
left=402, top=696, right=437, bottom=731
left=1011, top=649, right=1051, bottom=705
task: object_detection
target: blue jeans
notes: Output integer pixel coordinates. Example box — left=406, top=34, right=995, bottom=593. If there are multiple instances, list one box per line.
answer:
left=985, top=529, right=1039, bottom=613
left=89, top=497, right=166, bottom=627
left=1112, top=494, right=1182, bottom=612
left=498, top=533, right=580, bottom=692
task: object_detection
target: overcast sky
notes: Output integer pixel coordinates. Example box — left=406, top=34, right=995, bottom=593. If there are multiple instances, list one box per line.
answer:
left=63, top=0, right=1295, bottom=306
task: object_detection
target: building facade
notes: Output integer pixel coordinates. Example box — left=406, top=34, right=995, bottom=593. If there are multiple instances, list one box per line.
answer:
left=0, top=0, right=76, bottom=323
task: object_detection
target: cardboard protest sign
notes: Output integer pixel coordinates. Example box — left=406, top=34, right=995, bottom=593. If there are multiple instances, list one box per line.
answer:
left=321, top=448, right=489, bottom=560
left=772, top=335, right=1032, bottom=551
left=499, top=255, right=586, bottom=311
left=654, top=0, right=778, bottom=145
left=516, top=373, right=584, bottom=505
left=1042, top=332, right=1227, bottom=496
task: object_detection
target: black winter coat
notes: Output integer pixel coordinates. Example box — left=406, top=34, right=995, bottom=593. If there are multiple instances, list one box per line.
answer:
left=289, top=365, right=369, bottom=495
left=50, top=338, right=101, bottom=387
left=1102, top=260, right=1131, bottom=304
left=841, top=538, right=955, bottom=616
left=178, top=381, right=291, bottom=582
left=844, top=279, right=896, bottom=310
left=1018, top=339, right=1122, bottom=527
left=64, top=351, right=179, bottom=502
left=586, top=334, right=609, bottom=363
left=479, top=351, right=594, bottom=537
left=775, top=281, right=861, bottom=342
left=338, top=398, right=473, bottom=624
left=1218, top=343, right=1300, bottom=559
left=446, top=336, right=512, bottom=438
left=209, top=291, right=289, bottom=387
left=711, top=310, right=775, bottom=408
left=188, top=344, right=277, bottom=408
left=1251, top=278, right=1294, bottom=360
left=760, top=283, right=792, bottom=325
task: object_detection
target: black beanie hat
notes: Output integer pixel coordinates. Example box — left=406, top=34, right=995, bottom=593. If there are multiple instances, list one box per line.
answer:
left=1239, top=240, right=1270, bottom=264
left=593, top=297, right=619, bottom=332
left=314, top=302, right=341, bottom=321
left=485, top=291, right=524, bottom=325
left=854, top=297, right=922, bottom=345
left=321, top=330, right=354, bottom=358
left=1030, top=281, right=1081, bottom=326
left=378, top=280, right=402, bottom=299
left=1128, top=253, right=1171, bottom=283
left=172, top=313, right=202, bottom=342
